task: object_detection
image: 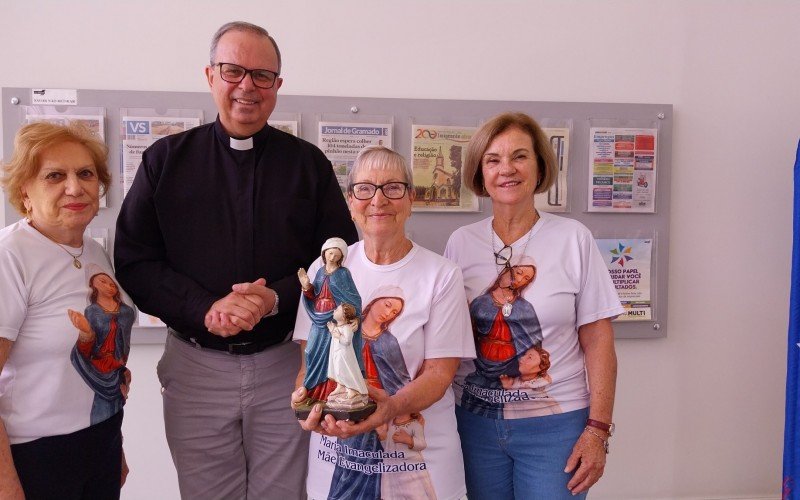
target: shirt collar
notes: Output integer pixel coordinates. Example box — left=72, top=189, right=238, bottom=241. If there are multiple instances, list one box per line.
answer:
left=230, top=136, right=253, bottom=150
left=213, top=116, right=271, bottom=151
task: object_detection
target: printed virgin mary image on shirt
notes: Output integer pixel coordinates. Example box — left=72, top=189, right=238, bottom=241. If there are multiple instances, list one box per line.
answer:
left=461, top=255, right=561, bottom=418
left=67, top=263, right=134, bottom=425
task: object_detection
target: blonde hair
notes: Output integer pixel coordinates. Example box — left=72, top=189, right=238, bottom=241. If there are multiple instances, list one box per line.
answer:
left=1, top=122, right=110, bottom=215
left=464, top=112, right=558, bottom=197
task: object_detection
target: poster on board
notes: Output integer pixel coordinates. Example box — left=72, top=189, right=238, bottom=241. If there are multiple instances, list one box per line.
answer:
left=596, top=238, right=653, bottom=321
left=26, top=113, right=106, bottom=141
left=121, top=115, right=202, bottom=197
left=588, top=127, right=657, bottom=213
left=318, top=122, right=392, bottom=194
left=270, top=120, right=298, bottom=136
left=535, top=127, right=570, bottom=213
left=411, top=124, right=478, bottom=212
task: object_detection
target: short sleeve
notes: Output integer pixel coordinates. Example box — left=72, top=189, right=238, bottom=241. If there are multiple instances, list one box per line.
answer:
left=443, top=232, right=459, bottom=262
left=0, top=248, right=28, bottom=341
left=423, top=265, right=476, bottom=360
left=575, top=231, right=625, bottom=327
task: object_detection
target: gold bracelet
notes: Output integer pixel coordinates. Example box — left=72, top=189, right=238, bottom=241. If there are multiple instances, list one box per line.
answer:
left=584, top=426, right=610, bottom=454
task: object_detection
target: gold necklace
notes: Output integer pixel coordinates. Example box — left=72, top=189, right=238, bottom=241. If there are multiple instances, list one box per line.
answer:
left=55, top=241, right=85, bottom=269
left=29, top=220, right=85, bottom=268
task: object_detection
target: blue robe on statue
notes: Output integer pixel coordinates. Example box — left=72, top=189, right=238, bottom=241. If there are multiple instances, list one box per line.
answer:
left=70, top=302, right=135, bottom=425
left=302, top=266, right=362, bottom=393
left=462, top=292, right=542, bottom=418
left=328, top=328, right=411, bottom=500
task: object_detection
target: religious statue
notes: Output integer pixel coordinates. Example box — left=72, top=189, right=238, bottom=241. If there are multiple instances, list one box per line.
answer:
left=295, top=237, right=375, bottom=421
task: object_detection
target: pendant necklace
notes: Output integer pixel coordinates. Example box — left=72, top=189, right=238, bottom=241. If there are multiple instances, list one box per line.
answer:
left=491, top=211, right=539, bottom=317
left=29, top=220, right=84, bottom=268
left=54, top=241, right=85, bottom=268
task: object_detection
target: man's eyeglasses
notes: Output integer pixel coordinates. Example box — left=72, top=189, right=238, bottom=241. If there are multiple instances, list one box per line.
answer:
left=350, top=182, right=409, bottom=200
left=216, top=62, right=279, bottom=89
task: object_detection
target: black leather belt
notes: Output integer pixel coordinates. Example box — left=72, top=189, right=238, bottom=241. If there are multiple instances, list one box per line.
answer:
left=169, top=328, right=277, bottom=355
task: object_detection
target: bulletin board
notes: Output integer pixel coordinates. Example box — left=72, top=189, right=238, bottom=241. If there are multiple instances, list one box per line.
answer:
left=2, top=87, right=672, bottom=340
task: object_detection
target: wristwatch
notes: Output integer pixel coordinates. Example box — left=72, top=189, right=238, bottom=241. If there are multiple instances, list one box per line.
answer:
left=586, top=418, right=614, bottom=437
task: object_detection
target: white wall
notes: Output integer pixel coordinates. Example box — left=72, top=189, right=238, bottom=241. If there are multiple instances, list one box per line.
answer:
left=2, top=1, right=799, bottom=498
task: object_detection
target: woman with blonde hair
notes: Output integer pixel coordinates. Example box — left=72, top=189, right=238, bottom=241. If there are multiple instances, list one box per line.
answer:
left=0, top=122, right=132, bottom=499
left=445, top=112, right=623, bottom=498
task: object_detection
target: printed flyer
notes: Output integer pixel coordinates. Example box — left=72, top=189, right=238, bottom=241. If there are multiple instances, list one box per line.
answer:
left=121, top=115, right=202, bottom=197
left=588, top=128, right=657, bottom=213
left=318, top=122, right=393, bottom=194
left=411, top=124, right=477, bottom=211
left=535, top=127, right=570, bottom=213
left=595, top=238, right=653, bottom=321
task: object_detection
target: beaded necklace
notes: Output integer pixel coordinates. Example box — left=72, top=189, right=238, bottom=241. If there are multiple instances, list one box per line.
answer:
left=490, top=211, right=539, bottom=317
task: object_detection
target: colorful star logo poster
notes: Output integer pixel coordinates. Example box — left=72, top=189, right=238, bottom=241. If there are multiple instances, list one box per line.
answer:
left=595, top=238, right=653, bottom=321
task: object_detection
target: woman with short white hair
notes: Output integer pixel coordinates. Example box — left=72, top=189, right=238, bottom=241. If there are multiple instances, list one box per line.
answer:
left=292, top=145, right=475, bottom=500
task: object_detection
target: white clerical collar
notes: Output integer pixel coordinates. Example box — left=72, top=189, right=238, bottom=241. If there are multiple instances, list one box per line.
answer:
left=229, top=136, right=254, bottom=151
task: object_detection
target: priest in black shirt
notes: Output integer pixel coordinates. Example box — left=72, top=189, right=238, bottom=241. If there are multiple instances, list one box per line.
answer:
left=115, top=21, right=357, bottom=500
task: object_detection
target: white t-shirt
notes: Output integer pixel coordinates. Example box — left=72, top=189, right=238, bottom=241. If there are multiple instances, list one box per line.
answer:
left=444, top=212, right=624, bottom=419
left=0, top=220, right=134, bottom=444
left=293, top=241, right=475, bottom=500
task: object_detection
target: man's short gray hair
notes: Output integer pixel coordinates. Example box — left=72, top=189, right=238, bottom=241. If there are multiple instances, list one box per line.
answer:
left=209, top=21, right=282, bottom=74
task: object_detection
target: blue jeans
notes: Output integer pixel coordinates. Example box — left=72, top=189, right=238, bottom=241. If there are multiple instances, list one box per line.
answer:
left=456, top=405, right=589, bottom=500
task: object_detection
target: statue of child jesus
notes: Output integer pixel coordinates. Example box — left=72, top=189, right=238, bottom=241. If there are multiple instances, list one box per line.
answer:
left=326, top=303, right=370, bottom=410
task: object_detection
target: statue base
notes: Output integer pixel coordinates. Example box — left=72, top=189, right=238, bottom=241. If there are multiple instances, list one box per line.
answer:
left=294, top=400, right=377, bottom=423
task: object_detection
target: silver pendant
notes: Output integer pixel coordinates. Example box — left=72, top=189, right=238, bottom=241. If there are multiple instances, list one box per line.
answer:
left=502, top=302, right=512, bottom=317
left=73, top=258, right=82, bottom=269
